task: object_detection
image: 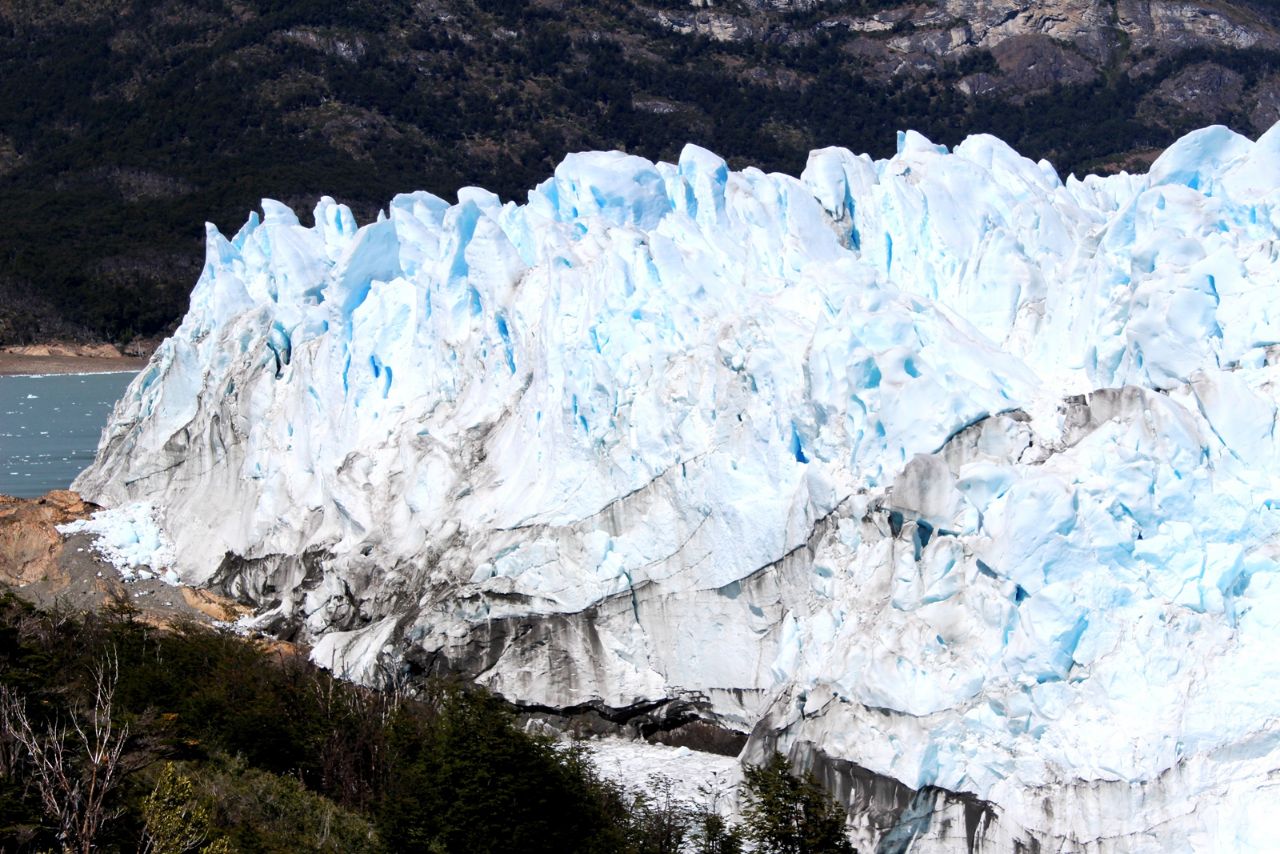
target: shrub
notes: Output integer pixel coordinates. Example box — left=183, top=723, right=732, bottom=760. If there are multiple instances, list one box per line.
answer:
left=740, top=753, right=854, bottom=854
left=140, top=763, right=232, bottom=854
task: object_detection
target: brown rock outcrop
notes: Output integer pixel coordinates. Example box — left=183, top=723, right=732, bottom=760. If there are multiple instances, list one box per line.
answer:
left=0, top=490, right=258, bottom=630
left=180, top=586, right=255, bottom=622
left=0, top=489, right=94, bottom=588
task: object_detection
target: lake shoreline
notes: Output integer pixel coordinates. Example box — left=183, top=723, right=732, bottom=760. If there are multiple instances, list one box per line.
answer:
left=0, top=353, right=148, bottom=376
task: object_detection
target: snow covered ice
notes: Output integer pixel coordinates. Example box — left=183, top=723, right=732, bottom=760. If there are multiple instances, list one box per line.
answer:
left=74, top=123, right=1280, bottom=850
left=586, top=738, right=741, bottom=820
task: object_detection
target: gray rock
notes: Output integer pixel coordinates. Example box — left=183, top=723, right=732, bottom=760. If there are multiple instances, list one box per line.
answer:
left=990, top=33, right=1099, bottom=96
left=1248, top=73, right=1280, bottom=134
left=1151, top=61, right=1246, bottom=121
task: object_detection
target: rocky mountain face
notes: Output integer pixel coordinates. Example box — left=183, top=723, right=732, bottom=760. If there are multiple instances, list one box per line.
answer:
left=1, top=0, right=1277, bottom=345
left=663, top=0, right=1280, bottom=122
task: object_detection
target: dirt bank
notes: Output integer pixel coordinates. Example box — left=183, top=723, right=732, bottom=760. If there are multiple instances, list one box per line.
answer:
left=0, top=342, right=149, bottom=375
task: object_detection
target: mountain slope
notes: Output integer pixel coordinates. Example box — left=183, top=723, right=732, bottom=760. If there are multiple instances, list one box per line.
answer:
left=73, top=123, right=1280, bottom=851
left=3, top=0, right=1280, bottom=343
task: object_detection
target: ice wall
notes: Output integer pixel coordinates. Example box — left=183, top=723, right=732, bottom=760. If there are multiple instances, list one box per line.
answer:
left=75, top=124, right=1280, bottom=850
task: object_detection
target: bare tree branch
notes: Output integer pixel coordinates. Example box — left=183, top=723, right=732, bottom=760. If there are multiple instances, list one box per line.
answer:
left=0, top=649, right=131, bottom=853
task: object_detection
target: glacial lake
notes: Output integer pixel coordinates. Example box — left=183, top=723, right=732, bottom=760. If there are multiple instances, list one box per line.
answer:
left=0, top=372, right=136, bottom=498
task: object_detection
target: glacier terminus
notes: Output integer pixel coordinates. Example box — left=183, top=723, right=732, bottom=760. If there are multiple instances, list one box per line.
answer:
left=71, top=124, right=1280, bottom=851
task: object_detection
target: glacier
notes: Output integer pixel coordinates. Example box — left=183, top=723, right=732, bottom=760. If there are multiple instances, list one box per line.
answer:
left=73, top=123, right=1280, bottom=850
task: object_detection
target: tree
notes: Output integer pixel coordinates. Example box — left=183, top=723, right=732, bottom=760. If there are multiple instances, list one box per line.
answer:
left=0, top=654, right=130, bottom=854
left=627, top=774, right=693, bottom=854
left=141, top=763, right=232, bottom=854
left=688, top=769, right=743, bottom=854
left=688, top=809, right=743, bottom=854
left=740, top=753, right=854, bottom=854
left=376, top=685, right=631, bottom=853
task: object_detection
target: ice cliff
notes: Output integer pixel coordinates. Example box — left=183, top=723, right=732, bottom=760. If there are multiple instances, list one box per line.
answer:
left=75, top=124, right=1280, bottom=851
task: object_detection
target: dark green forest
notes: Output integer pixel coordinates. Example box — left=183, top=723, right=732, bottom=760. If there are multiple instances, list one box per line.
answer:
left=0, top=593, right=638, bottom=852
left=0, top=593, right=864, bottom=853
left=0, top=0, right=1276, bottom=344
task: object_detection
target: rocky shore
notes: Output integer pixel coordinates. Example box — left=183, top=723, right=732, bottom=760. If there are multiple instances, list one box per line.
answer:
left=0, top=489, right=251, bottom=628
left=0, top=342, right=151, bottom=376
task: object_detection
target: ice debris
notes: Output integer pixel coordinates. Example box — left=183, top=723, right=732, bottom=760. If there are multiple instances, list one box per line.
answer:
left=586, top=737, right=741, bottom=819
left=57, top=501, right=178, bottom=583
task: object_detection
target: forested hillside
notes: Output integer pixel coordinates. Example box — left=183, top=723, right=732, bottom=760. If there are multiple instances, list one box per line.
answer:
left=1, top=0, right=1278, bottom=344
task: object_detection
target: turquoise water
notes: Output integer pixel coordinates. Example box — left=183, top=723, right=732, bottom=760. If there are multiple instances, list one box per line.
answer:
left=0, top=372, right=136, bottom=498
